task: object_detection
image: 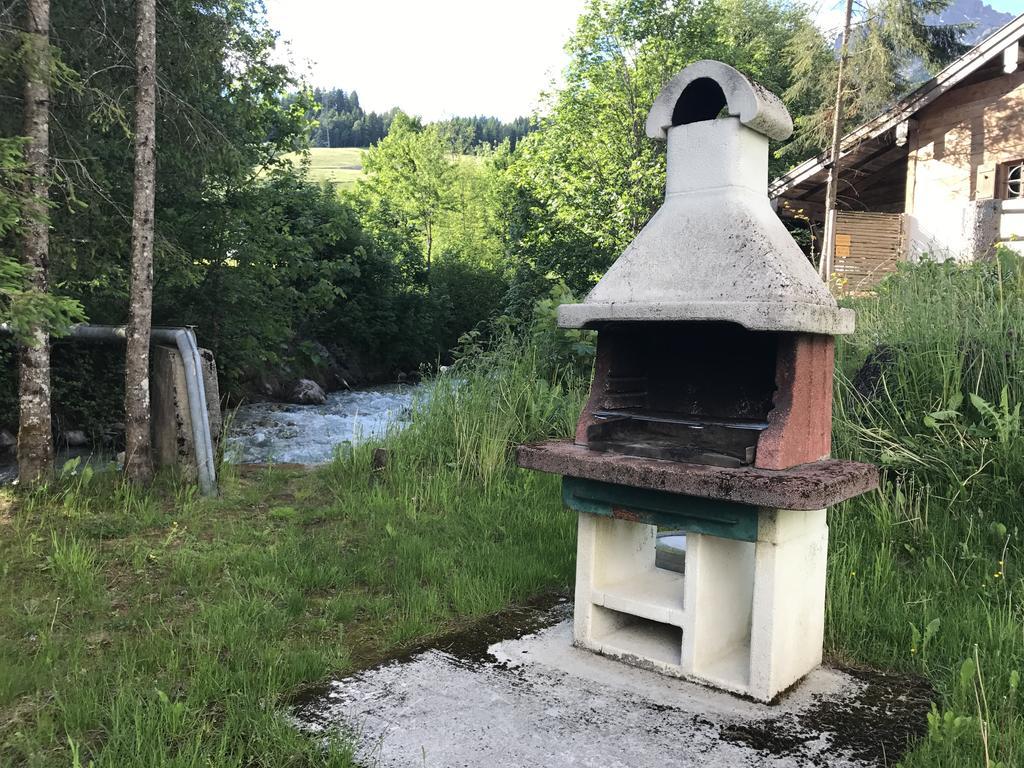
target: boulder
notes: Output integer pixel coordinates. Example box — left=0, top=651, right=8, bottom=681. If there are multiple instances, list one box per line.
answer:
left=0, top=429, right=15, bottom=455
left=289, top=379, right=327, bottom=405
left=102, top=422, right=126, bottom=449
left=328, top=342, right=374, bottom=387
left=63, top=429, right=89, bottom=447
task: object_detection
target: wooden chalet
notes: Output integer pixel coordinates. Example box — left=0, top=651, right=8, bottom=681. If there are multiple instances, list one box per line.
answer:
left=770, top=13, right=1024, bottom=291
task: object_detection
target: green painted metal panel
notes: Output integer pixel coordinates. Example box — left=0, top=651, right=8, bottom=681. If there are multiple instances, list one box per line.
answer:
left=562, top=476, right=759, bottom=542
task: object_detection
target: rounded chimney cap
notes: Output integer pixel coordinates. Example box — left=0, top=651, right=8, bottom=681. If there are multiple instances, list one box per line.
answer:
left=645, top=60, right=793, bottom=142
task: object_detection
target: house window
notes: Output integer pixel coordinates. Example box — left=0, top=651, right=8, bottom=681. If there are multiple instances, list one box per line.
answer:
left=1005, top=160, right=1024, bottom=199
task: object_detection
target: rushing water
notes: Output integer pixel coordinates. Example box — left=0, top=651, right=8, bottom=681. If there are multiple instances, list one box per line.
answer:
left=0, top=385, right=420, bottom=480
left=224, top=384, right=418, bottom=465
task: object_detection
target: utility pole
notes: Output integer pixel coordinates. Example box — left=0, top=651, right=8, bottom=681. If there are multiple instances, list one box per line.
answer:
left=821, top=0, right=855, bottom=283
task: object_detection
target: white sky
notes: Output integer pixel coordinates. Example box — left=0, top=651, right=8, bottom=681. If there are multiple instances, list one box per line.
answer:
left=264, top=0, right=587, bottom=121
left=264, top=0, right=1024, bottom=122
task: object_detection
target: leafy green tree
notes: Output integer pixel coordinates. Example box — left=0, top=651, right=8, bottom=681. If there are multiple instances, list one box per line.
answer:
left=292, top=88, right=534, bottom=151
left=2, top=137, right=56, bottom=342
left=785, top=0, right=968, bottom=278
left=124, top=0, right=158, bottom=483
left=433, top=146, right=508, bottom=270
left=0, top=258, right=83, bottom=345
left=357, top=113, right=456, bottom=274
left=503, top=0, right=828, bottom=301
left=15, top=0, right=58, bottom=483
left=295, top=87, right=397, bottom=147
left=162, top=172, right=360, bottom=386
left=0, top=137, right=84, bottom=456
left=435, top=115, right=533, bottom=150
left=1, top=0, right=315, bottom=397
left=0, top=0, right=522, bottom=434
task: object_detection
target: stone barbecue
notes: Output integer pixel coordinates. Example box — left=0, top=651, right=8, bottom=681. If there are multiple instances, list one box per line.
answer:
left=517, top=60, right=879, bottom=703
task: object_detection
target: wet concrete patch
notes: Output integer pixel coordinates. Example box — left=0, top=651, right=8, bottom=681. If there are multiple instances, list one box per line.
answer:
left=292, top=600, right=931, bottom=767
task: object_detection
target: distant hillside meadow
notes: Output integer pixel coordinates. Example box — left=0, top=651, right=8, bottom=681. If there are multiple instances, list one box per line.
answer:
left=281, top=146, right=484, bottom=190
left=281, top=147, right=365, bottom=188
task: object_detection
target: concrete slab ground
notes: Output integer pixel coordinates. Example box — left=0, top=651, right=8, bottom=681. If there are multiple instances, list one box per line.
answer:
left=292, top=599, right=931, bottom=767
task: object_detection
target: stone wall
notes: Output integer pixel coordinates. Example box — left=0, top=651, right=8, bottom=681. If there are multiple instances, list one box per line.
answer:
left=905, top=69, right=1024, bottom=261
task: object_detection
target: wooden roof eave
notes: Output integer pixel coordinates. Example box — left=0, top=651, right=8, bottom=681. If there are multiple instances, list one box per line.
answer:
left=795, top=136, right=906, bottom=202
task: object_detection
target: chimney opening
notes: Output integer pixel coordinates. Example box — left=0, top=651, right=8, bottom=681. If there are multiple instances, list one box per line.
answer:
left=671, top=77, right=728, bottom=127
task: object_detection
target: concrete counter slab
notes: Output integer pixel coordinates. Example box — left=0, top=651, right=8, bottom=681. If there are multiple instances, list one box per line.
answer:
left=517, top=440, right=878, bottom=511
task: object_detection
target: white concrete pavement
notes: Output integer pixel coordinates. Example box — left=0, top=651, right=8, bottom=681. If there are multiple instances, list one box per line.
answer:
left=293, top=603, right=929, bottom=768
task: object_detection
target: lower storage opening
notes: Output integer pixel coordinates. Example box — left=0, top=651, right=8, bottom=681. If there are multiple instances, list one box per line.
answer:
left=591, top=605, right=683, bottom=667
left=694, top=644, right=751, bottom=691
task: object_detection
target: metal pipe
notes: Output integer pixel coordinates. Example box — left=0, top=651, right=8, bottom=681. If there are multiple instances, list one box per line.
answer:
left=1, top=322, right=218, bottom=495
left=151, top=328, right=217, bottom=496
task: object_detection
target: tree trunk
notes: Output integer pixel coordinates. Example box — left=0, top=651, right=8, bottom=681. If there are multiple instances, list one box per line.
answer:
left=425, top=220, right=432, bottom=274
left=820, top=0, right=855, bottom=283
left=18, top=0, right=54, bottom=486
left=123, top=0, right=157, bottom=483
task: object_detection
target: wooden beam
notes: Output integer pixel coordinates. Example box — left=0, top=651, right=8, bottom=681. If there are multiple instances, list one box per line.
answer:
left=1005, top=41, right=1020, bottom=74
left=895, top=119, right=913, bottom=146
left=799, top=140, right=905, bottom=201
left=776, top=196, right=826, bottom=221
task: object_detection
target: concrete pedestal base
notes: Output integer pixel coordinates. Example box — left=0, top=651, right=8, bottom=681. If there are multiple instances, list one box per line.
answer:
left=574, top=508, right=827, bottom=702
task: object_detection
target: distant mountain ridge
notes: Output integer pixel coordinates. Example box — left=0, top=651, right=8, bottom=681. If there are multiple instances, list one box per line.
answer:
left=829, top=0, right=1014, bottom=52
left=879, top=0, right=1015, bottom=88
left=931, top=0, right=1014, bottom=45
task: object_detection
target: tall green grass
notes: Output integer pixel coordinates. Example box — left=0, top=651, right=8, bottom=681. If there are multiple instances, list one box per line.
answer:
left=828, top=252, right=1024, bottom=767
left=0, top=331, right=585, bottom=767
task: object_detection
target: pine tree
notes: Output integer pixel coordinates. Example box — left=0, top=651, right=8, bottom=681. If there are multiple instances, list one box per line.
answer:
left=786, top=0, right=970, bottom=279
left=17, top=0, right=54, bottom=485
left=786, top=0, right=970, bottom=156
left=123, top=0, right=157, bottom=483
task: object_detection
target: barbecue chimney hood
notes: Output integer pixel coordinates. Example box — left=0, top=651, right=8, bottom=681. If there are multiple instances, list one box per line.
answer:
left=558, top=60, right=853, bottom=336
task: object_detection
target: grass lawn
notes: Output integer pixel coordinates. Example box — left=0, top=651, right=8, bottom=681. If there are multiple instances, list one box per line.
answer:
left=280, top=148, right=365, bottom=189
left=0, top=464, right=575, bottom=767
left=0, top=350, right=581, bottom=767
left=2, top=258, right=1024, bottom=766
left=277, top=147, right=483, bottom=191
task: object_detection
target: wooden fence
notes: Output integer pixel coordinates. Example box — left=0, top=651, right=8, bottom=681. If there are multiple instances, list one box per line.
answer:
left=832, top=211, right=905, bottom=293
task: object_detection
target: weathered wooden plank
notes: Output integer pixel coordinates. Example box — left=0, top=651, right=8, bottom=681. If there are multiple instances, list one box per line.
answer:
left=832, top=211, right=904, bottom=293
